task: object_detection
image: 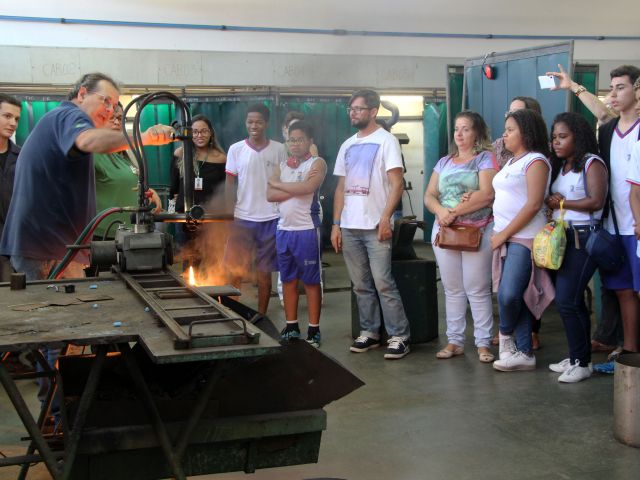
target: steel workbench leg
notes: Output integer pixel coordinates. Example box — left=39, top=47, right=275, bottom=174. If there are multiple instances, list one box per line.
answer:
left=173, top=363, right=222, bottom=462
left=0, top=361, right=62, bottom=479
left=60, top=345, right=107, bottom=480
left=17, top=349, right=63, bottom=480
left=119, top=343, right=187, bottom=480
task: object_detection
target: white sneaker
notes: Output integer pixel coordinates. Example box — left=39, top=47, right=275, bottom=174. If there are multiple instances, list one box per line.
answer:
left=558, top=360, right=592, bottom=383
left=493, top=351, right=536, bottom=371
left=550, top=358, right=593, bottom=374
left=549, top=358, right=572, bottom=373
left=498, top=333, right=516, bottom=360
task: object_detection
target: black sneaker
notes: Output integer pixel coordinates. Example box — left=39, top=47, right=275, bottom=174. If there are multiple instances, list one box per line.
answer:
left=350, top=335, right=380, bottom=353
left=384, top=337, right=410, bottom=359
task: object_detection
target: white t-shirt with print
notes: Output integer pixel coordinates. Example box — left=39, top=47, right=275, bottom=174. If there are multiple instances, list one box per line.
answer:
left=333, top=127, right=403, bottom=230
left=492, top=152, right=551, bottom=239
left=551, top=155, right=605, bottom=224
left=606, top=121, right=639, bottom=235
left=225, top=139, right=286, bottom=221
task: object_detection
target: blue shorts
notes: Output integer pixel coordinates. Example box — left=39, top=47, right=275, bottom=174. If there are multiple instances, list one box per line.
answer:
left=276, top=228, right=321, bottom=285
left=600, top=234, right=640, bottom=292
left=225, top=218, right=277, bottom=274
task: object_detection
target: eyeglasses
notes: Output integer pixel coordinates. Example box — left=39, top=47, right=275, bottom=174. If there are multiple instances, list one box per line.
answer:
left=92, top=92, right=116, bottom=112
left=347, top=106, right=371, bottom=114
left=193, top=129, right=211, bottom=137
left=286, top=138, right=308, bottom=145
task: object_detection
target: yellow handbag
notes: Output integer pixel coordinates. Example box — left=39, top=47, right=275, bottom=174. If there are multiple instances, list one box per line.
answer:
left=532, top=200, right=567, bottom=270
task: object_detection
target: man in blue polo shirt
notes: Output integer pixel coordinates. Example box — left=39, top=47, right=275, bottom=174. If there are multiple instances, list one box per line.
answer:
left=0, top=73, right=174, bottom=423
left=0, top=72, right=174, bottom=280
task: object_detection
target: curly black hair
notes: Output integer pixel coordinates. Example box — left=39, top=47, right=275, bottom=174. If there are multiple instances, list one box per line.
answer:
left=549, top=112, right=599, bottom=182
left=505, top=109, right=550, bottom=158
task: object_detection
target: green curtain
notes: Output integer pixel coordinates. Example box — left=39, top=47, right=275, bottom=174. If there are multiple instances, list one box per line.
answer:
left=139, top=103, right=176, bottom=194
left=571, top=68, right=598, bottom=130
left=422, top=101, right=448, bottom=242
left=447, top=71, right=464, bottom=139
left=15, top=100, right=62, bottom=146
left=189, top=96, right=277, bottom=152
left=12, top=96, right=355, bottom=246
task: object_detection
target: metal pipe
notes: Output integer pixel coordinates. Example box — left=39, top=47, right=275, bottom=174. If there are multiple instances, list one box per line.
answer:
left=0, top=452, right=65, bottom=468
left=1, top=15, right=639, bottom=41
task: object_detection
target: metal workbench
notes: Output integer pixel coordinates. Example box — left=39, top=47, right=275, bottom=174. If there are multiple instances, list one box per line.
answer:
left=0, top=275, right=361, bottom=479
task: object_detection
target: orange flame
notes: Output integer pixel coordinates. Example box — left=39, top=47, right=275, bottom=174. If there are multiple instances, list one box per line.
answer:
left=187, top=266, right=197, bottom=286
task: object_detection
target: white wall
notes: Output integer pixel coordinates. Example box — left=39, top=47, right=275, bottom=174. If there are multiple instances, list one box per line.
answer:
left=2, top=1, right=638, bottom=89
left=2, top=0, right=639, bottom=230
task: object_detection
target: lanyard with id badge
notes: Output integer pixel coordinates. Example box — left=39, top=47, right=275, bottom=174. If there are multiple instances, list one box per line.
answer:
left=194, top=160, right=204, bottom=191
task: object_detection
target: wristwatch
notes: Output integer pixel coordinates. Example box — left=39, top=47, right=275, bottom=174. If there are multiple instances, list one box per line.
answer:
left=574, top=85, right=587, bottom=97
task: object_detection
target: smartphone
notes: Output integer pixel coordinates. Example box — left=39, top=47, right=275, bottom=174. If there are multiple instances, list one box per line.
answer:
left=538, top=75, right=556, bottom=90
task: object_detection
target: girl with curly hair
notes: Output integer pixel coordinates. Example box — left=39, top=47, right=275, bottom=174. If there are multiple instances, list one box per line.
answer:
left=545, top=112, right=608, bottom=382
left=491, top=109, right=552, bottom=372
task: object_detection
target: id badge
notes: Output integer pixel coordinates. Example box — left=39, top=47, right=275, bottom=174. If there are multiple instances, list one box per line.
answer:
left=167, top=198, right=176, bottom=214
left=194, top=177, right=203, bottom=190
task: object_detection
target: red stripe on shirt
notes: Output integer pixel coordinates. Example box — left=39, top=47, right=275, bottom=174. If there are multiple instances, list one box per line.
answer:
left=524, top=158, right=549, bottom=172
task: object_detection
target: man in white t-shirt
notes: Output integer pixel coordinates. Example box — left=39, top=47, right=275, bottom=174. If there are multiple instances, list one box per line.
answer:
left=598, top=66, right=640, bottom=356
left=331, top=89, right=410, bottom=359
left=225, top=104, right=286, bottom=314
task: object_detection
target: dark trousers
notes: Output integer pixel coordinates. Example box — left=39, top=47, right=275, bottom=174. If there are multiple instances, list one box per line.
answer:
left=554, top=229, right=598, bottom=366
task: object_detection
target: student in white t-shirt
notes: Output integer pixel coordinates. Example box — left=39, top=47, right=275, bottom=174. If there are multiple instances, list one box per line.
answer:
left=224, top=104, right=287, bottom=315
left=627, top=81, right=640, bottom=257
left=597, top=66, right=640, bottom=358
left=545, top=112, right=608, bottom=383
left=491, top=109, right=552, bottom=373
left=267, top=121, right=326, bottom=347
left=630, top=144, right=640, bottom=245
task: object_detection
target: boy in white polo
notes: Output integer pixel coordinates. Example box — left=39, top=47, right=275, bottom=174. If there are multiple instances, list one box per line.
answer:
left=267, top=121, right=326, bottom=346
left=225, top=104, right=287, bottom=314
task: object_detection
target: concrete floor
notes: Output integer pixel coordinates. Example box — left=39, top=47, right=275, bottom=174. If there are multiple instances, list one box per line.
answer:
left=1, top=243, right=639, bottom=480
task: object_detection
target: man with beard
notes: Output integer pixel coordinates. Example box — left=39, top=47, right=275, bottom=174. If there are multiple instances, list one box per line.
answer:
left=331, top=90, right=411, bottom=359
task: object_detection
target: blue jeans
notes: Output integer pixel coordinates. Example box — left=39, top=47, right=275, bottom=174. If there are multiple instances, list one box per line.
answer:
left=498, top=242, right=534, bottom=354
left=341, top=228, right=410, bottom=341
left=554, top=229, right=598, bottom=366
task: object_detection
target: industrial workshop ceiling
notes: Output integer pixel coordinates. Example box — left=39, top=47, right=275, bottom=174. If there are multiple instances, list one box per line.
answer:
left=1, top=1, right=638, bottom=60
